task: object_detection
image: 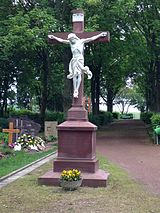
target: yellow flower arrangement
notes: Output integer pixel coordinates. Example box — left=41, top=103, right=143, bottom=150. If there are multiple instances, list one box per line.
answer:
left=60, top=169, right=81, bottom=182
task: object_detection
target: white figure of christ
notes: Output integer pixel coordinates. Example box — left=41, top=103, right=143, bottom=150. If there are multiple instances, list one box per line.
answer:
left=48, top=32, right=107, bottom=98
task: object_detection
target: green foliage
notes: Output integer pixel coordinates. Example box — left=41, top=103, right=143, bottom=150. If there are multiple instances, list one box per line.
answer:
left=0, top=132, right=9, bottom=145
left=10, top=109, right=40, bottom=123
left=47, top=135, right=57, bottom=142
left=0, top=118, right=8, bottom=129
left=0, top=0, right=160, bottom=116
left=151, top=114, right=160, bottom=129
left=99, top=111, right=113, bottom=125
left=88, top=112, right=113, bottom=127
left=0, top=147, right=14, bottom=155
left=112, top=112, right=119, bottom=119
left=45, top=111, right=65, bottom=124
left=10, top=109, right=65, bottom=124
left=88, top=113, right=101, bottom=127
left=140, top=112, right=154, bottom=124
left=120, top=113, right=133, bottom=119
left=10, top=109, right=36, bottom=117
left=114, top=86, right=145, bottom=114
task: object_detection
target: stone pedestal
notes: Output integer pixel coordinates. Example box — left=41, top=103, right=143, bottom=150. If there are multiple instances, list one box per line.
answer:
left=54, top=120, right=98, bottom=173
left=38, top=105, right=109, bottom=187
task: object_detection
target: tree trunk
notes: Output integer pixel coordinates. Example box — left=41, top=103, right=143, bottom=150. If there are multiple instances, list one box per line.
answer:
left=40, top=48, right=49, bottom=129
left=107, top=89, right=113, bottom=112
left=155, top=59, right=160, bottom=112
left=91, top=68, right=100, bottom=115
left=95, top=70, right=100, bottom=114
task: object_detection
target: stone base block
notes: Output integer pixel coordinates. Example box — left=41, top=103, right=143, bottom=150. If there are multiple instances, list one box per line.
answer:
left=53, top=158, right=99, bottom=173
left=38, top=169, right=109, bottom=187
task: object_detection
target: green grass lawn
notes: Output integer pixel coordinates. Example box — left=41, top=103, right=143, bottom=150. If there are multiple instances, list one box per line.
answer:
left=0, top=154, right=160, bottom=213
left=0, top=148, right=56, bottom=178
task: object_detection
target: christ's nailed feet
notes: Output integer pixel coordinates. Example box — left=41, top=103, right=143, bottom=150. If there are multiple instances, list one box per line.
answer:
left=73, top=90, right=78, bottom=98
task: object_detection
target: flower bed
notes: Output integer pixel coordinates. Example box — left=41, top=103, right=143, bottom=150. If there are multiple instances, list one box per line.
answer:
left=15, top=134, right=45, bottom=151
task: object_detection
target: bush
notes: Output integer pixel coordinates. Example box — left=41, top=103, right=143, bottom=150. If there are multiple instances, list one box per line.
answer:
left=10, top=109, right=34, bottom=117
left=88, top=113, right=101, bottom=127
left=88, top=112, right=113, bottom=127
left=0, top=132, right=8, bottom=144
left=140, top=112, right=154, bottom=124
left=112, top=112, right=119, bottom=119
left=10, top=109, right=40, bottom=123
left=0, top=117, right=8, bottom=130
left=120, top=113, right=133, bottom=119
left=45, top=111, right=65, bottom=124
left=102, top=112, right=113, bottom=124
left=151, top=113, right=160, bottom=129
left=9, top=109, right=65, bottom=124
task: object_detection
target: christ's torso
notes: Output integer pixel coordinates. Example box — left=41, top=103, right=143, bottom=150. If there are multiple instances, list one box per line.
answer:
left=70, top=40, right=84, bottom=58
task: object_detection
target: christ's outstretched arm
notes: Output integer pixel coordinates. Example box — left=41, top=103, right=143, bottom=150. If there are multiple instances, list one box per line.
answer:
left=48, top=35, right=69, bottom=44
left=82, top=32, right=107, bottom=44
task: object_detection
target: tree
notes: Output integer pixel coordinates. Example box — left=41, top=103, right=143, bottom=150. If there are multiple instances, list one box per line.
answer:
left=114, top=86, right=145, bottom=114
left=113, top=0, right=160, bottom=112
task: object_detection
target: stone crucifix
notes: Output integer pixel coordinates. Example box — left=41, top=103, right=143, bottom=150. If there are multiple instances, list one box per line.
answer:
left=48, top=9, right=110, bottom=103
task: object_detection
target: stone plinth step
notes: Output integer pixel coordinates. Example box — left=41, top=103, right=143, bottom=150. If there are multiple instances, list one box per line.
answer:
left=38, top=169, right=109, bottom=187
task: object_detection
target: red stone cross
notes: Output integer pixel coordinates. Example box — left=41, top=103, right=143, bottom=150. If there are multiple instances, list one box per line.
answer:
left=38, top=10, right=110, bottom=187
left=48, top=9, right=110, bottom=120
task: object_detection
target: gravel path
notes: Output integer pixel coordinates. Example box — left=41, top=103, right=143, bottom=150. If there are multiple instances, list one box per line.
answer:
left=96, top=120, right=160, bottom=195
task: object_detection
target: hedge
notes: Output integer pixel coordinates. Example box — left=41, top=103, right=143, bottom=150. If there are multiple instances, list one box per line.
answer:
left=9, top=109, right=65, bottom=124
left=7, top=109, right=113, bottom=128
left=140, top=112, right=154, bottom=124
left=88, top=112, right=113, bottom=127
left=151, top=113, right=160, bottom=129
left=0, top=118, right=8, bottom=130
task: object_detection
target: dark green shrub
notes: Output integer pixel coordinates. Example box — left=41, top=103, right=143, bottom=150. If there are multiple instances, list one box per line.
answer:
left=47, top=135, right=57, bottom=142
left=9, top=109, right=65, bottom=124
left=88, top=112, right=113, bottom=127
left=88, top=113, right=101, bottom=127
left=1, top=147, right=14, bottom=155
left=127, top=113, right=133, bottom=119
left=112, top=112, right=119, bottom=119
left=98, top=113, right=105, bottom=125
left=0, top=132, right=9, bottom=147
left=99, top=112, right=113, bottom=125
left=151, top=113, right=160, bottom=129
left=10, top=109, right=33, bottom=117
left=140, top=112, right=154, bottom=124
left=10, top=109, right=41, bottom=124
left=0, top=118, right=8, bottom=130
left=45, top=111, right=65, bottom=124
left=120, top=113, right=133, bottom=119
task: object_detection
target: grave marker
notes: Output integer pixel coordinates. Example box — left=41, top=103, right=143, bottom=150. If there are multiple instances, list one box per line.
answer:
left=45, top=121, right=58, bottom=140
left=2, top=122, right=20, bottom=145
left=9, top=117, right=41, bottom=137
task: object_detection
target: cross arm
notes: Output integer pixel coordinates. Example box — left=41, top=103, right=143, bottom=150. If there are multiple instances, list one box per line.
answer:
left=2, top=129, right=20, bottom=133
left=48, top=31, right=110, bottom=44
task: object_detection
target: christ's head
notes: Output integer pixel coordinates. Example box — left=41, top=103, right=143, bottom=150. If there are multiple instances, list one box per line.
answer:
left=67, top=33, right=79, bottom=44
